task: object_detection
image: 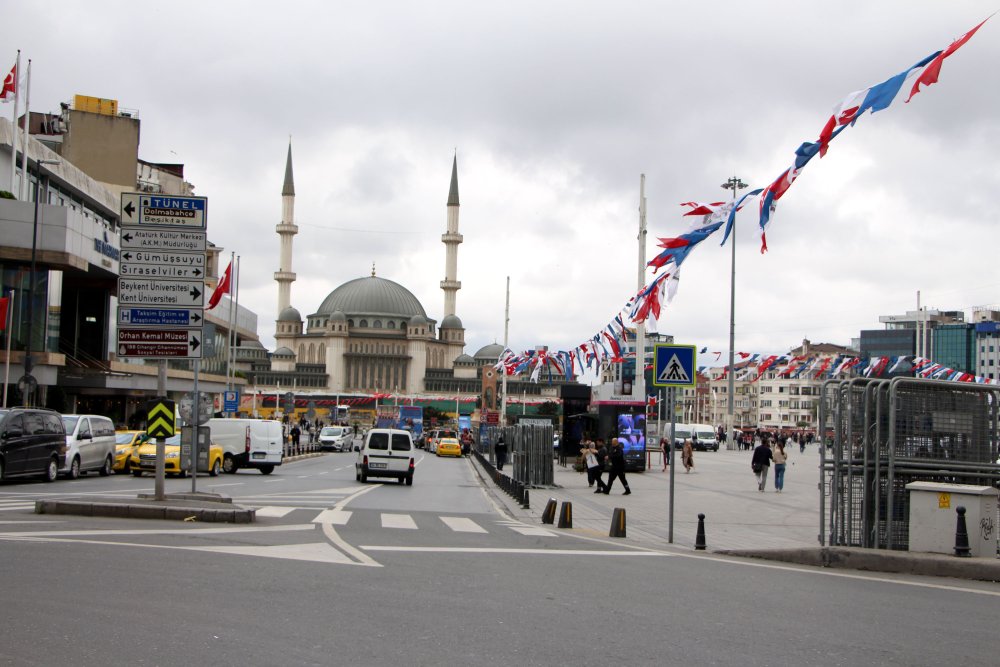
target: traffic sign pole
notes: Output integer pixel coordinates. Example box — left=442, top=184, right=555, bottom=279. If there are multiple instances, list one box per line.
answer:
left=668, top=386, right=676, bottom=544
left=191, top=359, right=199, bottom=493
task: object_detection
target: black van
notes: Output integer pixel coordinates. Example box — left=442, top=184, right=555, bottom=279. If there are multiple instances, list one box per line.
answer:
left=0, top=407, right=66, bottom=482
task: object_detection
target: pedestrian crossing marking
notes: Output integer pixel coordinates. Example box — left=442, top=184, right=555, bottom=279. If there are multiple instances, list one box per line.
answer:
left=381, top=513, right=418, bottom=530
left=658, top=354, right=690, bottom=383
left=440, top=516, right=488, bottom=533
left=510, top=525, right=556, bottom=537
left=0, top=504, right=35, bottom=512
left=185, top=542, right=356, bottom=564
left=312, top=509, right=352, bottom=525
left=255, top=506, right=296, bottom=518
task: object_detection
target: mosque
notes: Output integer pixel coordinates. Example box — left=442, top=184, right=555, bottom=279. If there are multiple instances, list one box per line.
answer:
left=257, top=144, right=502, bottom=397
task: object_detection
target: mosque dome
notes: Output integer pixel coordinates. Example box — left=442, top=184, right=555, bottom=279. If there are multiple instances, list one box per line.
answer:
left=278, top=306, right=301, bottom=322
left=474, top=343, right=505, bottom=362
left=273, top=346, right=295, bottom=358
left=454, top=353, right=475, bottom=365
left=315, top=275, right=428, bottom=320
left=441, top=314, right=463, bottom=329
left=329, top=310, right=347, bottom=322
left=409, top=314, right=427, bottom=326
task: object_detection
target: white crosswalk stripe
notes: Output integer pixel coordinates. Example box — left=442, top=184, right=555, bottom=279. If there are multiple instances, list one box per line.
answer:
left=254, top=506, right=296, bottom=518
left=381, top=513, right=418, bottom=530
left=440, top=516, right=488, bottom=533
left=311, top=509, right=351, bottom=525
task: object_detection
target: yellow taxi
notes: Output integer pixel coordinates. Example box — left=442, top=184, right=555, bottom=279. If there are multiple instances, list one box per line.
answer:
left=435, top=437, right=463, bottom=457
left=114, top=431, right=148, bottom=473
left=129, top=434, right=224, bottom=477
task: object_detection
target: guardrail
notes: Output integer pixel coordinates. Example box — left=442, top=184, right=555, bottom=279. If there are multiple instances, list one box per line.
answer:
left=472, top=448, right=529, bottom=508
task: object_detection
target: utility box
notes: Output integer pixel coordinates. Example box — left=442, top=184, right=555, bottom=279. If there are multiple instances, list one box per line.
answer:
left=906, top=482, right=998, bottom=558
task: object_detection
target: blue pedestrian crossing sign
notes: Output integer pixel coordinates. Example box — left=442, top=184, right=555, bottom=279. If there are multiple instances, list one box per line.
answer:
left=223, top=390, right=239, bottom=412
left=652, top=344, right=697, bottom=388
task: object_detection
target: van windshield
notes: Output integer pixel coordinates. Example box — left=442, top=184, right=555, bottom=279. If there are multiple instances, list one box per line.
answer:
left=694, top=428, right=715, bottom=439
left=674, top=429, right=691, bottom=440
left=62, top=416, right=80, bottom=431
left=368, top=433, right=389, bottom=450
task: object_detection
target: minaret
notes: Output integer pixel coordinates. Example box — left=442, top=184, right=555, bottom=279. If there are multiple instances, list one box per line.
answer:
left=274, top=141, right=298, bottom=314
left=440, top=154, right=463, bottom=316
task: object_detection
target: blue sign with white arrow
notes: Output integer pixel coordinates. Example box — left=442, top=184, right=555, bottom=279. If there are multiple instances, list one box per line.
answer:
left=118, top=307, right=204, bottom=327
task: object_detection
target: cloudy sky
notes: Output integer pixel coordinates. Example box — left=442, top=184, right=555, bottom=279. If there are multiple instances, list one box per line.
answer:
left=14, top=1, right=1000, bottom=364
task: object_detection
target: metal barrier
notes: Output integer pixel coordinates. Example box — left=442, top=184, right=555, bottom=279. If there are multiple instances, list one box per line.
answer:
left=820, top=377, right=1000, bottom=551
left=473, top=424, right=555, bottom=508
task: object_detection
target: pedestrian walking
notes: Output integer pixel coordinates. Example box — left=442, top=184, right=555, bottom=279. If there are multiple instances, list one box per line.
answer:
left=603, top=439, right=631, bottom=495
left=290, top=425, right=301, bottom=451
left=593, top=439, right=609, bottom=493
left=659, top=437, right=670, bottom=472
left=682, top=439, right=694, bottom=473
left=751, top=438, right=774, bottom=492
left=773, top=440, right=787, bottom=493
left=494, top=433, right=508, bottom=470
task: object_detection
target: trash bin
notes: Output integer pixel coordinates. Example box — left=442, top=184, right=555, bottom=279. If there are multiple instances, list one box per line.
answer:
left=905, top=481, right=998, bottom=558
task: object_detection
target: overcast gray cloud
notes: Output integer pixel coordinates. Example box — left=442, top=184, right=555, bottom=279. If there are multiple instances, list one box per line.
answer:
left=14, top=1, right=1000, bottom=362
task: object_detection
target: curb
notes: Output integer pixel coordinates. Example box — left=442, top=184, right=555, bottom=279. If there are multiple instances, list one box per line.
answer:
left=715, top=546, right=1000, bottom=583
left=35, top=497, right=256, bottom=523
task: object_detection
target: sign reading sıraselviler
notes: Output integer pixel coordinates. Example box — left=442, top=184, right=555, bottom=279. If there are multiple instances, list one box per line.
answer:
left=117, top=193, right=207, bottom=360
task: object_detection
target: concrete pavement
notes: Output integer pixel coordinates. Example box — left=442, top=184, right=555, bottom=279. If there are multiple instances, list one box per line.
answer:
left=476, top=444, right=1000, bottom=582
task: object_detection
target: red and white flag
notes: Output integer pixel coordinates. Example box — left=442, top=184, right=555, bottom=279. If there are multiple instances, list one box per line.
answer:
left=207, top=262, right=231, bottom=310
left=0, top=62, right=15, bottom=103
left=0, top=295, right=9, bottom=331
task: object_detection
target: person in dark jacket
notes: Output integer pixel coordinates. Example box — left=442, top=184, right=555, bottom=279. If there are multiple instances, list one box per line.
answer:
left=751, top=438, right=774, bottom=492
left=494, top=433, right=507, bottom=470
left=592, top=439, right=609, bottom=493
left=603, top=438, right=631, bottom=495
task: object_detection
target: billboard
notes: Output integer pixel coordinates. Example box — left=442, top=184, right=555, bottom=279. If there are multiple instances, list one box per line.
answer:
left=398, top=406, right=423, bottom=440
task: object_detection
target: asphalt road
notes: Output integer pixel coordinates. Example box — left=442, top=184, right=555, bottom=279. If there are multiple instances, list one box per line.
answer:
left=0, top=451, right=997, bottom=666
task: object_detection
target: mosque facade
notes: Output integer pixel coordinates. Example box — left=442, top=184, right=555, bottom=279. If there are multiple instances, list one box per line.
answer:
left=262, top=146, right=489, bottom=396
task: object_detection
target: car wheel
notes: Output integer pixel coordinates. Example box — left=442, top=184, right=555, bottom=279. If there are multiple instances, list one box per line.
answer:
left=99, top=456, right=112, bottom=477
left=177, top=470, right=187, bottom=478
left=360, top=470, right=368, bottom=483
left=68, top=456, right=81, bottom=480
left=121, top=459, right=131, bottom=474
left=41, top=456, right=58, bottom=482
left=223, top=455, right=237, bottom=474
left=405, top=475, right=413, bottom=486
left=397, top=476, right=405, bottom=485
left=132, top=469, right=143, bottom=477
left=260, top=465, right=274, bottom=475
left=355, top=469, right=361, bottom=481
left=0, top=457, right=4, bottom=480
left=209, top=459, right=221, bottom=477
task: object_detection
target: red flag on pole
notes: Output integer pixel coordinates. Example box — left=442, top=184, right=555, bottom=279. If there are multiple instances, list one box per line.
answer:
left=0, top=296, right=8, bottom=331
left=207, top=262, right=231, bottom=310
left=0, top=63, right=15, bottom=102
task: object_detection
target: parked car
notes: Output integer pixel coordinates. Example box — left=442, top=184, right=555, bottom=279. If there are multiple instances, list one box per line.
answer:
left=60, top=414, right=117, bottom=479
left=0, top=407, right=65, bottom=482
left=114, top=431, right=148, bottom=473
left=355, top=428, right=414, bottom=485
left=436, top=437, right=462, bottom=458
left=318, top=426, right=353, bottom=452
left=129, top=434, right=223, bottom=477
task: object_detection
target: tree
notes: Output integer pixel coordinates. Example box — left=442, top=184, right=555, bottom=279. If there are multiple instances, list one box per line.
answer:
left=537, top=401, right=559, bottom=416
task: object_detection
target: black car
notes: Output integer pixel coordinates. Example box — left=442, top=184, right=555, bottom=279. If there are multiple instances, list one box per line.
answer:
left=0, top=407, right=66, bottom=482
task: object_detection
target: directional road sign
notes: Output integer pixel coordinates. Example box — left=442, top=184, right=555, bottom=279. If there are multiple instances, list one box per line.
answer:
left=652, top=344, right=697, bottom=388
left=117, top=328, right=203, bottom=359
left=120, top=227, right=207, bottom=252
left=121, top=193, right=207, bottom=229
left=118, top=307, right=203, bottom=327
left=146, top=399, right=176, bottom=438
left=118, top=277, right=203, bottom=307
left=120, top=248, right=205, bottom=280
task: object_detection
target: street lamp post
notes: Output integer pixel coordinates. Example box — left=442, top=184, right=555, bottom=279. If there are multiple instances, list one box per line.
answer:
left=721, top=175, right=747, bottom=450
left=23, top=159, right=60, bottom=406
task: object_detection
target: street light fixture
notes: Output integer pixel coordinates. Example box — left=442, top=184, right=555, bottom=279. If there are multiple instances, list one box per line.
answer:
left=721, top=175, right=747, bottom=449
left=23, top=158, right=61, bottom=406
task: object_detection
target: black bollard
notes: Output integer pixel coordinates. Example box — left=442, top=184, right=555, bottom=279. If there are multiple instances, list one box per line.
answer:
left=542, top=498, right=557, bottom=525
left=609, top=507, right=626, bottom=538
left=558, top=501, right=573, bottom=529
left=522, top=488, right=530, bottom=510
left=695, top=513, right=707, bottom=550
left=954, top=506, right=971, bottom=557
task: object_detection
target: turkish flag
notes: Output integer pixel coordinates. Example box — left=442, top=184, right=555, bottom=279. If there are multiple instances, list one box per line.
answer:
left=0, top=63, right=15, bottom=102
left=0, top=296, right=9, bottom=331
left=207, top=262, right=231, bottom=310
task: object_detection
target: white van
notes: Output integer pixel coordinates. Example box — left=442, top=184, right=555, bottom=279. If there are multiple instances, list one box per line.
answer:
left=59, top=414, right=117, bottom=479
left=355, top=428, right=414, bottom=485
left=206, top=418, right=284, bottom=474
left=663, top=423, right=692, bottom=449
left=318, top=425, right=353, bottom=452
left=690, top=424, right=720, bottom=451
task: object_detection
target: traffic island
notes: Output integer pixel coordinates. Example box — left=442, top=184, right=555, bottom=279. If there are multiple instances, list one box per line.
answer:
left=35, top=493, right=256, bottom=523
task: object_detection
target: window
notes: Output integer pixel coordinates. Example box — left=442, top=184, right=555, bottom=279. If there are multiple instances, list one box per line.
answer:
left=368, top=433, right=389, bottom=450
left=391, top=434, right=411, bottom=451
left=387, top=321, right=396, bottom=329
left=360, top=320, right=368, bottom=328
left=374, top=320, right=382, bottom=329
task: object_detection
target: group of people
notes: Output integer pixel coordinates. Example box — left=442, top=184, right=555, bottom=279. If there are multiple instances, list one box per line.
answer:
left=579, top=437, right=631, bottom=495
left=657, top=437, right=694, bottom=473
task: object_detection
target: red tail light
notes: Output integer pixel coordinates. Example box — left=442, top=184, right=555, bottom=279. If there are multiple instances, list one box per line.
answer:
left=409, top=458, right=415, bottom=470
left=363, top=455, right=369, bottom=466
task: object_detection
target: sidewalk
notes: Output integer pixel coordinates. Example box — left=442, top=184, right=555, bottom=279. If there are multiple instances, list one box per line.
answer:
left=476, top=445, right=1000, bottom=583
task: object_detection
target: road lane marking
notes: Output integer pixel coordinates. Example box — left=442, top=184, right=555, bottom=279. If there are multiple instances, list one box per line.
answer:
left=190, top=542, right=355, bottom=564
left=440, top=516, right=487, bottom=533
left=255, top=506, right=297, bottom=518
left=361, top=546, right=671, bottom=556
left=321, top=522, right=381, bottom=567
left=0, top=524, right=316, bottom=538
left=381, top=513, right=418, bottom=529
left=312, top=509, right=352, bottom=525
left=509, top=526, right=556, bottom=537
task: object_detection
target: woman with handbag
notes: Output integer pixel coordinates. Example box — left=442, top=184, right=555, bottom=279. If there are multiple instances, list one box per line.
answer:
left=751, top=438, right=774, bottom=492
left=682, top=439, right=694, bottom=473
